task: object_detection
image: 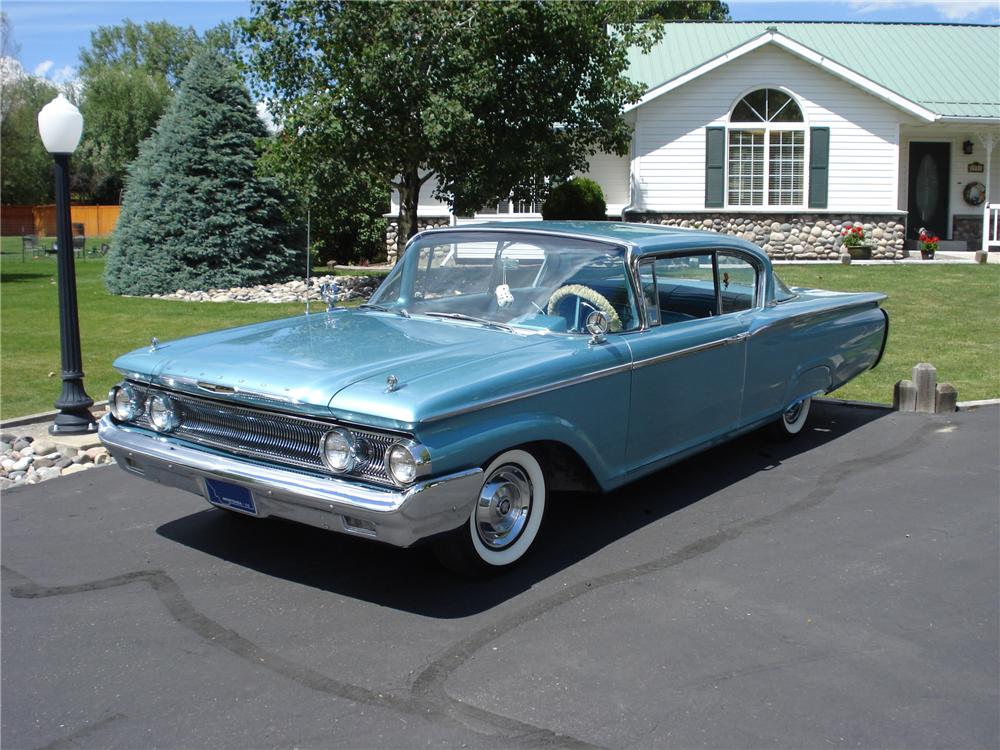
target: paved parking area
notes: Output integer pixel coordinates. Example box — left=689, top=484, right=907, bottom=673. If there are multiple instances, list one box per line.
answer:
left=2, top=402, right=997, bottom=749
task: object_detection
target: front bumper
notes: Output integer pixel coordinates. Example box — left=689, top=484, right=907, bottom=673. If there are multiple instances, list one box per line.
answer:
left=98, top=416, right=482, bottom=547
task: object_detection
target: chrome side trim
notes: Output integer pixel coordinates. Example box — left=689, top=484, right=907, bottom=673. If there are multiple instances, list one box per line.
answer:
left=423, top=332, right=744, bottom=422
left=631, top=336, right=733, bottom=370
left=421, top=360, right=634, bottom=423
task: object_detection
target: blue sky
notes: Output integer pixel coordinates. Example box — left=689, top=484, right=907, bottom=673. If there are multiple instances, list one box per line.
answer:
left=4, top=0, right=998, bottom=85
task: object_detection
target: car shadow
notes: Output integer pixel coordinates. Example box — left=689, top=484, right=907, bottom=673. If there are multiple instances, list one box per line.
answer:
left=156, top=400, right=889, bottom=617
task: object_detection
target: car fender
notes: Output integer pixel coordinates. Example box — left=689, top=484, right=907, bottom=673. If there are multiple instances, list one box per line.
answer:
left=782, top=364, right=831, bottom=410
left=421, top=409, right=619, bottom=491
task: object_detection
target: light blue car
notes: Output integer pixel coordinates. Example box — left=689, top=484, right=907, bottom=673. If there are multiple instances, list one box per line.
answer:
left=100, top=222, right=888, bottom=575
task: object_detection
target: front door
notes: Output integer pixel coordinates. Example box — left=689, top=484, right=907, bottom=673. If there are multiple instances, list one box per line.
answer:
left=907, top=142, right=950, bottom=240
left=624, top=252, right=752, bottom=471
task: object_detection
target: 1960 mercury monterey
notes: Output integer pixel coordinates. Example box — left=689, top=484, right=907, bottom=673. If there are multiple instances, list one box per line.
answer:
left=100, top=222, right=888, bottom=575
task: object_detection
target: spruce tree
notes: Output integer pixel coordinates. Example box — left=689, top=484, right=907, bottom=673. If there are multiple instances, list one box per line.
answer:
left=105, top=50, right=297, bottom=295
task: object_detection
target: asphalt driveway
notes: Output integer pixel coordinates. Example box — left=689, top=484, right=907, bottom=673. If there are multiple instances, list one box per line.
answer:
left=2, top=402, right=997, bottom=749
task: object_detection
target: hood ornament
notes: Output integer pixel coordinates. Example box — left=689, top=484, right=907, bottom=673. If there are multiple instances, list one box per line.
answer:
left=385, top=374, right=399, bottom=393
left=149, top=336, right=160, bottom=352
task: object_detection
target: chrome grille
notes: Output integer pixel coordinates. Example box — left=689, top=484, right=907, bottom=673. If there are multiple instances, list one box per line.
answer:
left=125, top=383, right=400, bottom=486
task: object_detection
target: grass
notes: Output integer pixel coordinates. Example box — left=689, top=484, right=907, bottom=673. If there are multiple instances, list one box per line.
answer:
left=1, top=249, right=997, bottom=418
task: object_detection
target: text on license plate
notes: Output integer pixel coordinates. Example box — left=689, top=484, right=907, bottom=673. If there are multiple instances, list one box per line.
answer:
left=205, top=478, right=257, bottom=515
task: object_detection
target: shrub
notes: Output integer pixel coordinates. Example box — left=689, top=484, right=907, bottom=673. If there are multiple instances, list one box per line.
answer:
left=105, top=50, right=298, bottom=295
left=540, top=177, right=607, bottom=221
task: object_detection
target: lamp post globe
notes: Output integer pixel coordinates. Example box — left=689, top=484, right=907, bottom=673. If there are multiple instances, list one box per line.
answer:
left=37, top=93, right=96, bottom=435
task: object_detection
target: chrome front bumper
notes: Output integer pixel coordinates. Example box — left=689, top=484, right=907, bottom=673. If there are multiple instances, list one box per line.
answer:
left=98, top=416, right=483, bottom=547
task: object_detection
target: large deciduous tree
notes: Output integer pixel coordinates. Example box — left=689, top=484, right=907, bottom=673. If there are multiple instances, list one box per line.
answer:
left=75, top=20, right=237, bottom=203
left=242, top=1, right=664, bottom=243
left=1, top=75, right=59, bottom=204
left=105, top=50, right=297, bottom=295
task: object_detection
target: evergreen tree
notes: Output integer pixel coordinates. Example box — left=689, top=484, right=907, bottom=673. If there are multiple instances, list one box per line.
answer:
left=105, top=50, right=297, bottom=295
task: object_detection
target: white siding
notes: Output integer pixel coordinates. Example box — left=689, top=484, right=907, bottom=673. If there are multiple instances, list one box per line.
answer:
left=579, top=151, right=630, bottom=215
left=389, top=172, right=451, bottom=217
left=633, top=44, right=906, bottom=213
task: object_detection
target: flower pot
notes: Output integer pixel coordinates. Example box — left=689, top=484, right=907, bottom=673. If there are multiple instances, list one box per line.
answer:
left=847, top=245, right=872, bottom=260
left=921, top=250, right=935, bottom=260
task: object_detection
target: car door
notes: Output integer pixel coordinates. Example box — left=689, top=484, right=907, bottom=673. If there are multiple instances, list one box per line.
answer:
left=624, top=250, right=758, bottom=471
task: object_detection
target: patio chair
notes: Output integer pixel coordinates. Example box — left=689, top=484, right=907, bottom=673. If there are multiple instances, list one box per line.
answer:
left=21, top=235, right=43, bottom=261
left=72, top=235, right=86, bottom=259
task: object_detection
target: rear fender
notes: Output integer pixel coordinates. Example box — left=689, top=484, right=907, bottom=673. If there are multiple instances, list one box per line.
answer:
left=782, top=365, right=831, bottom=410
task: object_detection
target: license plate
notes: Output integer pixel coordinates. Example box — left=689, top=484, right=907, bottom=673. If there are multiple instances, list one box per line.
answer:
left=205, top=478, right=257, bottom=515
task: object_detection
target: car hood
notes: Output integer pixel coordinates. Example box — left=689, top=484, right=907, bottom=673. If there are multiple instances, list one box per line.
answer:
left=113, top=310, right=551, bottom=422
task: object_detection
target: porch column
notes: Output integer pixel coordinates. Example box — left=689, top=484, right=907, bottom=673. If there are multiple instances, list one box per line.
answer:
left=978, top=132, right=995, bottom=253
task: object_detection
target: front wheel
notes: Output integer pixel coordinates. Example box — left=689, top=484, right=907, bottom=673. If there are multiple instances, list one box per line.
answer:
left=432, top=449, right=546, bottom=577
left=770, top=397, right=812, bottom=440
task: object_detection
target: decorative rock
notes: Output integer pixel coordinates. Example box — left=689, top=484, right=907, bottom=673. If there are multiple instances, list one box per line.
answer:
left=0, top=442, right=10, bottom=454
left=55, top=458, right=74, bottom=469
left=840, top=253, right=852, bottom=265
left=75, top=454, right=94, bottom=465
left=0, top=432, right=17, bottom=444
left=61, top=464, right=89, bottom=476
left=9, top=471, right=26, bottom=481
left=33, top=458, right=54, bottom=469
left=36, top=467, right=62, bottom=481
left=0, top=477, right=13, bottom=490
left=32, top=440, right=56, bottom=456
left=20, top=446, right=35, bottom=456
left=12, top=437, right=33, bottom=451
left=11, top=456, right=32, bottom=472
left=58, top=446, right=78, bottom=458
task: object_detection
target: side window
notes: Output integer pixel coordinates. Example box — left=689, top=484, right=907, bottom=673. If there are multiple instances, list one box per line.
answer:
left=653, top=253, right=717, bottom=323
left=716, top=253, right=757, bottom=313
left=638, top=260, right=659, bottom=326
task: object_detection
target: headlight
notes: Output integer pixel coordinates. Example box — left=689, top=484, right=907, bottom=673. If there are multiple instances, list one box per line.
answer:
left=147, top=393, right=180, bottom=432
left=108, top=383, right=140, bottom=421
left=385, top=441, right=430, bottom=486
left=321, top=428, right=356, bottom=472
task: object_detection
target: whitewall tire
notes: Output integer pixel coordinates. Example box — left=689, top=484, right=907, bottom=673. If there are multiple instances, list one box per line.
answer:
left=772, top=397, right=812, bottom=439
left=433, top=449, right=546, bottom=576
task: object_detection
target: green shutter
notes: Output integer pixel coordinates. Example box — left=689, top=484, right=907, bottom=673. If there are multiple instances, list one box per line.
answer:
left=808, top=127, right=830, bottom=209
left=705, top=127, right=725, bottom=208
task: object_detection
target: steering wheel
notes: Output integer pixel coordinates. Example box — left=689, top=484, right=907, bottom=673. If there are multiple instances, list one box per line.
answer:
left=546, top=284, right=623, bottom=333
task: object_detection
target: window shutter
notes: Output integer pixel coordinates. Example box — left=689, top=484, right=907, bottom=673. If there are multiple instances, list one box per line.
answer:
left=808, top=127, right=830, bottom=208
left=705, top=127, right=725, bottom=208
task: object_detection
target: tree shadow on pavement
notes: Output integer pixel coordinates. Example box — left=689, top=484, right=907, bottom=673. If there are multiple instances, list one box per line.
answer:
left=157, top=400, right=889, bottom=617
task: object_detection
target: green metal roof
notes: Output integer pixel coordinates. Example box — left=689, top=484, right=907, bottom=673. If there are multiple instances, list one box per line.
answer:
left=627, top=22, right=1000, bottom=119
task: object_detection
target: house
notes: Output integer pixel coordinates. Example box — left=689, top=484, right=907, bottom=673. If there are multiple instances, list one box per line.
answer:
left=388, top=21, right=999, bottom=261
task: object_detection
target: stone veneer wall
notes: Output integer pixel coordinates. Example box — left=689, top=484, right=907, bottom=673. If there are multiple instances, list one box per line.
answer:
left=627, top=213, right=906, bottom=260
left=385, top=217, right=451, bottom=263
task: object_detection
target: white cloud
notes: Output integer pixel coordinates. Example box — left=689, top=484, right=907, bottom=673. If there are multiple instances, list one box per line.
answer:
left=848, top=0, right=1000, bottom=20
left=256, top=101, right=278, bottom=134
left=50, top=65, right=76, bottom=85
left=33, top=59, right=54, bottom=76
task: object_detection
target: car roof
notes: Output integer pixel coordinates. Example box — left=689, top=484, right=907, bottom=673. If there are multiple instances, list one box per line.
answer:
left=420, top=221, right=769, bottom=262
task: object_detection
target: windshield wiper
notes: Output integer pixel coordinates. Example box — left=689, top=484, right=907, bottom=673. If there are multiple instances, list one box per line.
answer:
left=359, top=303, right=410, bottom=318
left=423, top=311, right=514, bottom=333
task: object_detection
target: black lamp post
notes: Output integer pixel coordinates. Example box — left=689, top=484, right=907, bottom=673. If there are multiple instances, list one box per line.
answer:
left=37, top=94, right=96, bottom=435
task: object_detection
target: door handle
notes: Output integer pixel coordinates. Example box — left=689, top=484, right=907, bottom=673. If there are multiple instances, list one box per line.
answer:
left=725, top=332, right=750, bottom=344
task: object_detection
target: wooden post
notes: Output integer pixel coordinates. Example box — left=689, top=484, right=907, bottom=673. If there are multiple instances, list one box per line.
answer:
left=935, top=383, right=958, bottom=413
left=912, top=363, right=937, bottom=413
left=893, top=379, right=917, bottom=411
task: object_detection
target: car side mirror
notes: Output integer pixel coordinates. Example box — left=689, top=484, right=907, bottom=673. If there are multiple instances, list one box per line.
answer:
left=586, top=310, right=610, bottom=345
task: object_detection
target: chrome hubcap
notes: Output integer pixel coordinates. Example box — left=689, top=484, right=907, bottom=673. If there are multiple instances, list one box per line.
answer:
left=784, top=401, right=803, bottom=424
left=475, top=464, right=532, bottom=550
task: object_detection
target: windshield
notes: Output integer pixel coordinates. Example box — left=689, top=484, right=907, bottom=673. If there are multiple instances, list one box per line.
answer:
left=369, top=231, right=640, bottom=333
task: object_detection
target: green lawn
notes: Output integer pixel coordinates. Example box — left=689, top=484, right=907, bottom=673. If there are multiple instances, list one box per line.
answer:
left=1, top=253, right=997, bottom=419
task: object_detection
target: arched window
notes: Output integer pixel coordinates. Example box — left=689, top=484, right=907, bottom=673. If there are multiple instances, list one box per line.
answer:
left=728, top=88, right=805, bottom=207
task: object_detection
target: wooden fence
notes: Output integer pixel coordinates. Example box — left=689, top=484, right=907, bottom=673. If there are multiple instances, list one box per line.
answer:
left=1, top=204, right=121, bottom=237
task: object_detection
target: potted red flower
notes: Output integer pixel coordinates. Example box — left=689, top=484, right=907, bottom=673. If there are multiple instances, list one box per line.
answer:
left=840, top=225, right=871, bottom=260
left=918, top=229, right=939, bottom=260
